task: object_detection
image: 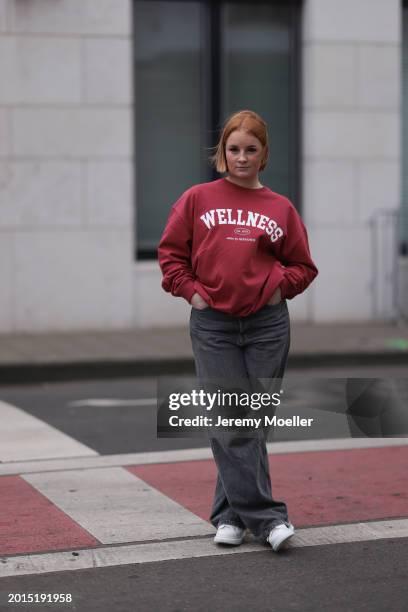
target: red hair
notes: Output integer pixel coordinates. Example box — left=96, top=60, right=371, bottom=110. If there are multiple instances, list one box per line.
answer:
left=209, top=110, right=269, bottom=173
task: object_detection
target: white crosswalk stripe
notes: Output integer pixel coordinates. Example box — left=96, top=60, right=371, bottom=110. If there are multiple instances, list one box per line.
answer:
left=23, top=467, right=212, bottom=544
left=67, top=398, right=157, bottom=408
left=0, top=400, right=97, bottom=462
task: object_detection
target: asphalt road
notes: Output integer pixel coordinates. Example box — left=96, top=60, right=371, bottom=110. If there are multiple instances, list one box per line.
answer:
left=1, top=538, right=407, bottom=612
left=0, top=364, right=407, bottom=454
left=1, top=364, right=407, bottom=612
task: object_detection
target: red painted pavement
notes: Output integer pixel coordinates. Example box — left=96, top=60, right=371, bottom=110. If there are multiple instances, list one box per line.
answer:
left=0, top=476, right=100, bottom=556
left=128, top=445, right=408, bottom=527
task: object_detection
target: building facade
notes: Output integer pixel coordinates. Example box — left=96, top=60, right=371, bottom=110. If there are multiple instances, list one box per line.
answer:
left=0, top=0, right=404, bottom=332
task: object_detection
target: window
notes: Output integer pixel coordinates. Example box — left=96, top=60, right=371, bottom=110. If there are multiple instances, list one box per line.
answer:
left=133, top=0, right=301, bottom=259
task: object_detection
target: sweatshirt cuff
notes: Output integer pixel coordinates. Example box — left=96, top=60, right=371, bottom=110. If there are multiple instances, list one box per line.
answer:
left=178, top=279, right=196, bottom=304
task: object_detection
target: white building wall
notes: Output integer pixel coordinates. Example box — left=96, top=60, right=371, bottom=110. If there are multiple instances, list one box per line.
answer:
left=302, top=0, right=401, bottom=321
left=0, top=0, right=403, bottom=332
left=0, top=0, right=135, bottom=332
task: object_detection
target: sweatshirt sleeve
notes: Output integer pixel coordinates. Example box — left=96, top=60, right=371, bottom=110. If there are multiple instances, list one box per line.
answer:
left=157, top=193, right=196, bottom=304
left=278, top=203, right=318, bottom=300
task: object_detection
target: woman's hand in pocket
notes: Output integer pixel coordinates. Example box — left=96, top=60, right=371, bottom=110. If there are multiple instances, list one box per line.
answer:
left=191, top=292, right=209, bottom=310
left=267, top=287, right=282, bottom=306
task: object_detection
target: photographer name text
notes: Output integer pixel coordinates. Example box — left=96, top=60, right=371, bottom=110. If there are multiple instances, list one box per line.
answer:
left=168, top=415, right=313, bottom=428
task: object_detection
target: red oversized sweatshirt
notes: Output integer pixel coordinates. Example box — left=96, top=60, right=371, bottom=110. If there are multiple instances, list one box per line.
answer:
left=158, top=177, right=318, bottom=317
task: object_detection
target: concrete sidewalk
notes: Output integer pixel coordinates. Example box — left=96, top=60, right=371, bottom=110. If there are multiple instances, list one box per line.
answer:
left=0, top=319, right=407, bottom=384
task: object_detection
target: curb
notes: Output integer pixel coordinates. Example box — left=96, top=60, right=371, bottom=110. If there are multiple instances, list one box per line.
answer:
left=0, top=351, right=407, bottom=385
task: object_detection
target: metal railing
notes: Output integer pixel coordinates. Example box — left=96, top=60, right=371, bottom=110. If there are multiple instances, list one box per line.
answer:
left=371, top=208, right=408, bottom=322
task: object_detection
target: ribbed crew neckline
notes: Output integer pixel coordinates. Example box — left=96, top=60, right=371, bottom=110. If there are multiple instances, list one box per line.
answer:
left=221, top=177, right=267, bottom=193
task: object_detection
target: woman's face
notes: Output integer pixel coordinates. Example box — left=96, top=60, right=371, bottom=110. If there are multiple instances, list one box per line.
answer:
left=225, top=129, right=265, bottom=181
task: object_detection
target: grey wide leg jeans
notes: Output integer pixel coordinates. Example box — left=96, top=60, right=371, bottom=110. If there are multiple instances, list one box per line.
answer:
left=189, top=300, right=291, bottom=541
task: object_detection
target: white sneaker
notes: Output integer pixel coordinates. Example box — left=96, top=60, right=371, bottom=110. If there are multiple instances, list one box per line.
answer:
left=214, top=524, right=246, bottom=546
left=267, top=522, right=295, bottom=552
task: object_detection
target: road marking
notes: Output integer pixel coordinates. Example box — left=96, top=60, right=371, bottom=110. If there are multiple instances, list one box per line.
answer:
left=67, top=398, right=157, bottom=408
left=1, top=518, right=407, bottom=577
left=23, top=467, right=212, bottom=545
left=0, top=476, right=99, bottom=556
left=129, top=446, right=408, bottom=527
left=0, top=400, right=97, bottom=462
left=1, top=437, right=407, bottom=476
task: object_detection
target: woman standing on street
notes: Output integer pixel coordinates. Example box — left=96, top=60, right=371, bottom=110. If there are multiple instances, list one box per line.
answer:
left=158, top=110, right=318, bottom=552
